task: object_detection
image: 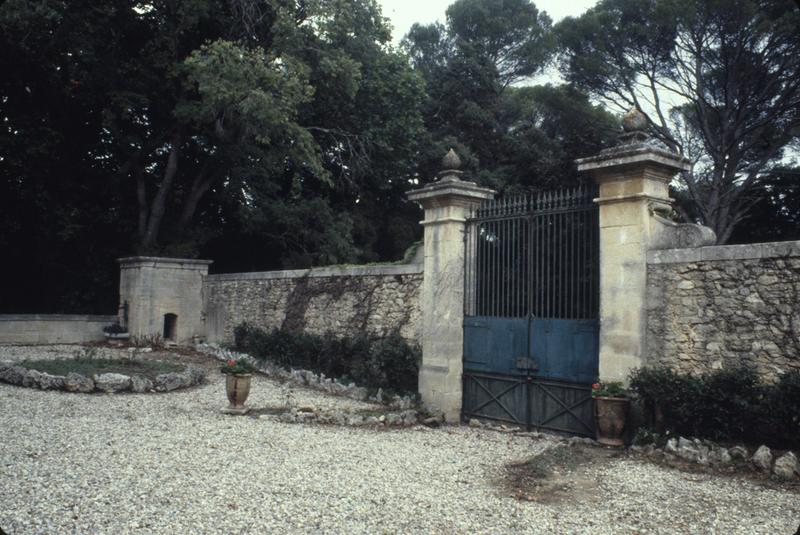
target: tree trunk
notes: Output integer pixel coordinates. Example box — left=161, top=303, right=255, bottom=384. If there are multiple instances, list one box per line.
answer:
left=175, top=165, right=215, bottom=238
left=139, top=131, right=182, bottom=252
left=135, top=166, right=149, bottom=243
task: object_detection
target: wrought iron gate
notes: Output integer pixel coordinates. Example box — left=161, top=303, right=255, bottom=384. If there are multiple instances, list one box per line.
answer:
left=463, top=185, right=599, bottom=436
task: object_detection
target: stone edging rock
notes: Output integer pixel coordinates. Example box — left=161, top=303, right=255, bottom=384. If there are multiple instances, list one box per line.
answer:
left=196, top=343, right=418, bottom=410
left=0, top=361, right=205, bottom=394
left=270, top=405, right=422, bottom=427
left=629, top=436, right=799, bottom=481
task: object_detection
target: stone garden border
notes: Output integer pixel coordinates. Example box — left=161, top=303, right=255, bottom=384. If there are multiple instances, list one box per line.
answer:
left=629, top=436, right=799, bottom=481
left=0, top=361, right=205, bottom=394
left=197, top=343, right=428, bottom=428
left=196, top=343, right=419, bottom=410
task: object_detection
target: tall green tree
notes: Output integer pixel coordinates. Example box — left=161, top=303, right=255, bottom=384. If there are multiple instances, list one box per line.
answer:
left=557, top=0, right=800, bottom=243
left=0, top=0, right=425, bottom=312
left=403, top=0, right=615, bottom=192
left=728, top=167, right=800, bottom=243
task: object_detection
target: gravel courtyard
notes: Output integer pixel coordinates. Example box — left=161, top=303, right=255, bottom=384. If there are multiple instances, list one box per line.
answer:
left=1, top=346, right=798, bottom=535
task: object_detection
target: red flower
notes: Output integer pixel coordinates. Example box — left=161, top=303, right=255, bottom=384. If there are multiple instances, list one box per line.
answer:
left=592, top=383, right=600, bottom=390
left=227, top=359, right=237, bottom=367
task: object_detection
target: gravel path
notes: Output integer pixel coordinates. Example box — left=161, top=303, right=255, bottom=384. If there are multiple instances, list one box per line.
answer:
left=1, top=346, right=798, bottom=534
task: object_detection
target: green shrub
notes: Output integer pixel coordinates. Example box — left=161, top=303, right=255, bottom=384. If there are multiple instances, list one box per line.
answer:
left=628, top=366, right=703, bottom=434
left=694, top=367, right=761, bottom=442
left=629, top=365, right=799, bottom=449
left=760, top=369, right=800, bottom=447
left=232, top=323, right=420, bottom=394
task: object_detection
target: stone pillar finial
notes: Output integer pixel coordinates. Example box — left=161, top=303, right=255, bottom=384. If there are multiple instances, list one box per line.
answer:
left=438, top=148, right=464, bottom=182
left=407, top=160, right=495, bottom=422
left=620, top=107, right=650, bottom=144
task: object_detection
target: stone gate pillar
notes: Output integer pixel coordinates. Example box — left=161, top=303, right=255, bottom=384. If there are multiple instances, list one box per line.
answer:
left=576, top=110, right=696, bottom=383
left=407, top=150, right=495, bottom=422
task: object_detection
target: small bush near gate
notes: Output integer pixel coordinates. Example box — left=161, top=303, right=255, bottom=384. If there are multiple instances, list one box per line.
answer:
left=629, top=366, right=800, bottom=449
left=233, top=323, right=420, bottom=394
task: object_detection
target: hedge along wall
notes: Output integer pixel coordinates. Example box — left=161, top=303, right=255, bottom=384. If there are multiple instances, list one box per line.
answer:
left=204, top=263, right=423, bottom=345
left=646, top=241, right=800, bottom=382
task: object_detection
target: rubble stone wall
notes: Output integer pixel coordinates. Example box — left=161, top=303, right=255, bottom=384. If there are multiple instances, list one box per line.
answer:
left=204, top=264, right=423, bottom=345
left=646, top=241, right=800, bottom=382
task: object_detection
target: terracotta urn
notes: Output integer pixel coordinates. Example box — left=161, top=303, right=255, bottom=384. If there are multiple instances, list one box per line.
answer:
left=222, top=374, right=252, bottom=415
left=594, top=396, right=630, bottom=446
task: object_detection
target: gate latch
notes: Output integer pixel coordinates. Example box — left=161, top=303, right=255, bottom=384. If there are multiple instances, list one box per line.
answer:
left=515, top=357, right=538, bottom=371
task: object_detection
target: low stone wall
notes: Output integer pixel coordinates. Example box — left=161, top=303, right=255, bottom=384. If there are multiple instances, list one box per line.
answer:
left=204, top=264, right=423, bottom=344
left=646, top=241, right=800, bottom=382
left=0, top=315, right=117, bottom=345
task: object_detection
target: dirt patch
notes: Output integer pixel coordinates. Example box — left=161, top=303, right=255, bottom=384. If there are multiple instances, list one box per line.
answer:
left=503, top=444, right=623, bottom=504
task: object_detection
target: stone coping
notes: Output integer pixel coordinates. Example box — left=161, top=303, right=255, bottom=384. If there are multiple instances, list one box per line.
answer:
left=647, top=240, right=800, bottom=264
left=117, top=256, right=214, bottom=266
left=406, top=179, right=496, bottom=202
left=206, top=263, right=422, bottom=282
left=576, top=143, right=692, bottom=173
left=0, top=314, right=117, bottom=322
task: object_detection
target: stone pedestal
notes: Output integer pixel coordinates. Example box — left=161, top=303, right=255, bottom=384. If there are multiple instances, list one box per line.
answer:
left=407, top=171, right=495, bottom=422
left=117, top=256, right=212, bottom=345
left=576, top=133, right=692, bottom=383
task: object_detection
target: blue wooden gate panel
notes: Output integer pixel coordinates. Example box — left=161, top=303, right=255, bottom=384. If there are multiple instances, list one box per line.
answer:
left=463, top=316, right=528, bottom=375
left=530, top=318, right=599, bottom=384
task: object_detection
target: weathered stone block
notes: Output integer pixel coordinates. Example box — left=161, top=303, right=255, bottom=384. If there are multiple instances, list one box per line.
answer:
left=64, top=373, right=95, bottom=393
left=130, top=375, right=154, bottom=393
left=772, top=452, right=797, bottom=480
left=751, top=445, right=773, bottom=472
left=94, top=373, right=131, bottom=393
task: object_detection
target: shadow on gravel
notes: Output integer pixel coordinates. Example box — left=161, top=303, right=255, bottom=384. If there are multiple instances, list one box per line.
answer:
left=503, top=444, right=800, bottom=505
left=503, top=445, right=623, bottom=504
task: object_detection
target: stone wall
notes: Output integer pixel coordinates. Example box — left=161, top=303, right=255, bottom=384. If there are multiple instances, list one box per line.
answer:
left=646, top=241, right=800, bottom=382
left=0, top=314, right=117, bottom=344
left=204, top=264, right=423, bottom=345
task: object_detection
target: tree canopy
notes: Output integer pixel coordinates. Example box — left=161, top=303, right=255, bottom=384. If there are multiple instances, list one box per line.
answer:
left=0, top=0, right=426, bottom=311
left=403, top=0, right=617, bottom=193
left=556, top=0, right=800, bottom=243
left=2, top=0, right=798, bottom=313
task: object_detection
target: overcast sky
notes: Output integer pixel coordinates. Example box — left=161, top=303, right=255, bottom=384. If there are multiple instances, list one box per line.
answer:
left=379, top=0, right=599, bottom=44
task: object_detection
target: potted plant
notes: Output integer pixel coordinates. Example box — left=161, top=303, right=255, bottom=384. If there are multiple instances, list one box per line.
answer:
left=592, top=381, right=630, bottom=446
left=220, top=359, right=257, bottom=415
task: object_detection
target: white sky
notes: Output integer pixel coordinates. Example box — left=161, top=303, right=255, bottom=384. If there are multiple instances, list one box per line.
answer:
left=379, top=0, right=599, bottom=44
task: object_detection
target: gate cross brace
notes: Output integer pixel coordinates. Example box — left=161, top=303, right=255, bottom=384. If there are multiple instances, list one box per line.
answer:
left=468, top=376, right=524, bottom=424
left=533, top=383, right=594, bottom=434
